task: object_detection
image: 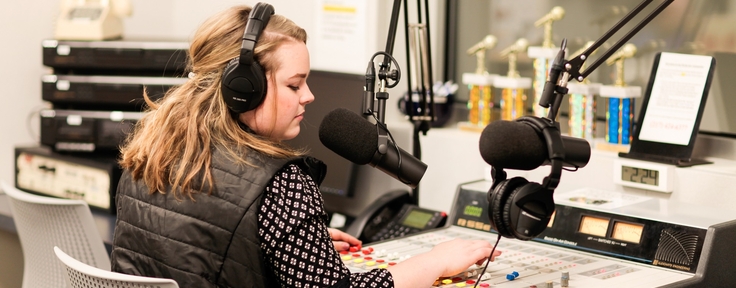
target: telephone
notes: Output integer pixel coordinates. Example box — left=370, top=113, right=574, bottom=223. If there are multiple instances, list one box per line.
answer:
left=346, top=190, right=447, bottom=243
left=55, top=0, right=133, bottom=41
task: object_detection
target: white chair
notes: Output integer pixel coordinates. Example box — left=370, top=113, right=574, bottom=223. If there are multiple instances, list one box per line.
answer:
left=1, top=181, right=110, bottom=288
left=55, top=246, right=179, bottom=288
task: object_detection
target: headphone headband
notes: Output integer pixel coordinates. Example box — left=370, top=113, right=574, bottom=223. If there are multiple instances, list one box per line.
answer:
left=240, top=3, right=274, bottom=65
left=516, top=116, right=564, bottom=190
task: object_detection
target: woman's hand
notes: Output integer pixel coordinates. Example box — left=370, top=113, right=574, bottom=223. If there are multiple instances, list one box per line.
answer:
left=387, top=238, right=503, bottom=288
left=328, top=228, right=361, bottom=252
left=430, top=238, right=502, bottom=277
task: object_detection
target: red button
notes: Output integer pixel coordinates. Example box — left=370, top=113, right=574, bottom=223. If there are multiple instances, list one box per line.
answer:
left=349, top=246, right=359, bottom=253
left=466, top=280, right=476, bottom=284
left=480, top=284, right=490, bottom=287
left=362, top=249, right=372, bottom=255
left=352, top=253, right=361, bottom=257
left=389, top=262, right=397, bottom=266
left=376, top=259, right=385, bottom=263
left=364, top=257, right=373, bottom=260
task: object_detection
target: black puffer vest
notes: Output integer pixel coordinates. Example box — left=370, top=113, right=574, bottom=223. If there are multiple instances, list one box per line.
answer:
left=111, top=148, right=326, bottom=287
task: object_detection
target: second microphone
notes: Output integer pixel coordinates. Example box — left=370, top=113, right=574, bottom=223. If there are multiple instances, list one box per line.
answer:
left=319, top=108, right=427, bottom=188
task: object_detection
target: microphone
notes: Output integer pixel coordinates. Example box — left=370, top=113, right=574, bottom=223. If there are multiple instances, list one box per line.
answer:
left=319, top=108, right=428, bottom=188
left=479, top=120, right=591, bottom=171
left=534, top=6, right=565, bottom=26
left=500, top=38, right=529, bottom=57
left=466, top=35, right=497, bottom=55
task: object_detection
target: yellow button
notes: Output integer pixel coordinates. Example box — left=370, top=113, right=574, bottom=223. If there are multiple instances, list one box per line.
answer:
left=442, top=279, right=453, bottom=284
left=353, top=259, right=364, bottom=264
left=455, top=283, right=467, bottom=287
left=378, top=264, right=388, bottom=269
left=366, top=261, right=376, bottom=266
left=341, top=255, right=352, bottom=261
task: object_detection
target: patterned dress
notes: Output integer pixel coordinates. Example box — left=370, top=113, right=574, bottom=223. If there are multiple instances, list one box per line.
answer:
left=258, top=164, right=395, bottom=288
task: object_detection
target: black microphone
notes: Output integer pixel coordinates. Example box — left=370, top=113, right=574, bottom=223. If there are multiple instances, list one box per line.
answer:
left=319, top=108, right=427, bottom=188
left=479, top=120, right=591, bottom=170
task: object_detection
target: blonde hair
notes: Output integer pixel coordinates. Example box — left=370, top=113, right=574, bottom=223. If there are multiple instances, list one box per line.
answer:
left=119, top=5, right=308, bottom=199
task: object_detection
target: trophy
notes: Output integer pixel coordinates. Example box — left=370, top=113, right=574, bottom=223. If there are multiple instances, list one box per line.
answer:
left=598, top=43, right=640, bottom=152
left=494, top=38, right=531, bottom=121
left=528, top=6, right=565, bottom=117
left=460, top=35, right=498, bottom=131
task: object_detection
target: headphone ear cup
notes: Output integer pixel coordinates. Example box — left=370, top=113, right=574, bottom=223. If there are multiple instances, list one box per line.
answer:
left=489, top=177, right=528, bottom=238
left=503, top=181, right=544, bottom=241
left=220, top=56, right=268, bottom=113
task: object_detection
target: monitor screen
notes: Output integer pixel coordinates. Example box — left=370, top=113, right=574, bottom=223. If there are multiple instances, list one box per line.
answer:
left=286, top=70, right=364, bottom=197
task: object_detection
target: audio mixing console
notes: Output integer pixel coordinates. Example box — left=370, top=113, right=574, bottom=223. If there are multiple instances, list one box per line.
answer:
left=345, top=180, right=736, bottom=287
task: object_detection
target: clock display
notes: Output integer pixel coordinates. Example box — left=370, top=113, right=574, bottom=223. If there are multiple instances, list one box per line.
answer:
left=621, top=165, right=659, bottom=186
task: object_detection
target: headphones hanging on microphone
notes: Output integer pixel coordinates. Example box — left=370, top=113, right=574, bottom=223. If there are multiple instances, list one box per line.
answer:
left=221, top=2, right=274, bottom=113
left=487, top=116, right=564, bottom=241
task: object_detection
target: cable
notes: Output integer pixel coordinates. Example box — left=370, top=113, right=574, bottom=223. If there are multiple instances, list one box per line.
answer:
left=368, top=51, right=402, bottom=88
left=473, top=234, right=502, bottom=288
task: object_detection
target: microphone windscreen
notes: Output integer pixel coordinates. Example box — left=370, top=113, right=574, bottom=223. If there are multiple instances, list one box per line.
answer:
left=319, top=108, right=377, bottom=165
left=479, top=120, right=548, bottom=170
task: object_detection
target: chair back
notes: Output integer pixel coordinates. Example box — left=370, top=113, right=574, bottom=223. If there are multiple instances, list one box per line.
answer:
left=55, top=246, right=179, bottom=288
left=1, top=181, right=110, bottom=288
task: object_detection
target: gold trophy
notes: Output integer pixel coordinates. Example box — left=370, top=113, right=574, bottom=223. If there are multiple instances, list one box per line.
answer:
left=460, top=35, right=497, bottom=131
left=528, top=6, right=565, bottom=117
left=598, top=43, right=640, bottom=152
left=494, top=38, right=531, bottom=121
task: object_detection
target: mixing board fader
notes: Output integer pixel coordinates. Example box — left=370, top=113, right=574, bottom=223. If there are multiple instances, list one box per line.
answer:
left=345, top=180, right=736, bottom=287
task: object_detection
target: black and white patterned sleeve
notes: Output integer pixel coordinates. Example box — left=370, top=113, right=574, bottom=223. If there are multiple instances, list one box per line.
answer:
left=258, top=164, right=395, bottom=288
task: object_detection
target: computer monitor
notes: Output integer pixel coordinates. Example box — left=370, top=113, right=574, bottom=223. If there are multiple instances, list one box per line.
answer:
left=286, top=70, right=364, bottom=197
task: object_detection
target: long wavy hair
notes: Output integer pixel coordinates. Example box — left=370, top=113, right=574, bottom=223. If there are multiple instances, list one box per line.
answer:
left=119, top=5, right=308, bottom=199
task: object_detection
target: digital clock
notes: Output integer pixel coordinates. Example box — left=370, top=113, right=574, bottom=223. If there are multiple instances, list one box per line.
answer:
left=622, top=166, right=658, bottom=186
left=614, top=158, right=675, bottom=193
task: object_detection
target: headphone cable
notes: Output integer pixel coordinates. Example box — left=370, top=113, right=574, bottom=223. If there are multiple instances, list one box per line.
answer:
left=473, top=234, right=502, bottom=288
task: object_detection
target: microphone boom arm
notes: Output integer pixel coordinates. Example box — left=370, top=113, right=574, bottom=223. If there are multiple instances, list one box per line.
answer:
left=543, top=0, right=674, bottom=121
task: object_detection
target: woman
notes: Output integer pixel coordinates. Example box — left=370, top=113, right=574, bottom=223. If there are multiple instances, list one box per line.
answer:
left=110, top=3, right=500, bottom=288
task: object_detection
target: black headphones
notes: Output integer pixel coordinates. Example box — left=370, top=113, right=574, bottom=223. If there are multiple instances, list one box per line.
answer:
left=221, top=3, right=274, bottom=113
left=487, top=116, right=563, bottom=241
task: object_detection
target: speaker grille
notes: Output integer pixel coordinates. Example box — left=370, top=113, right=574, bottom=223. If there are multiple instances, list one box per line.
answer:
left=654, top=228, right=699, bottom=266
